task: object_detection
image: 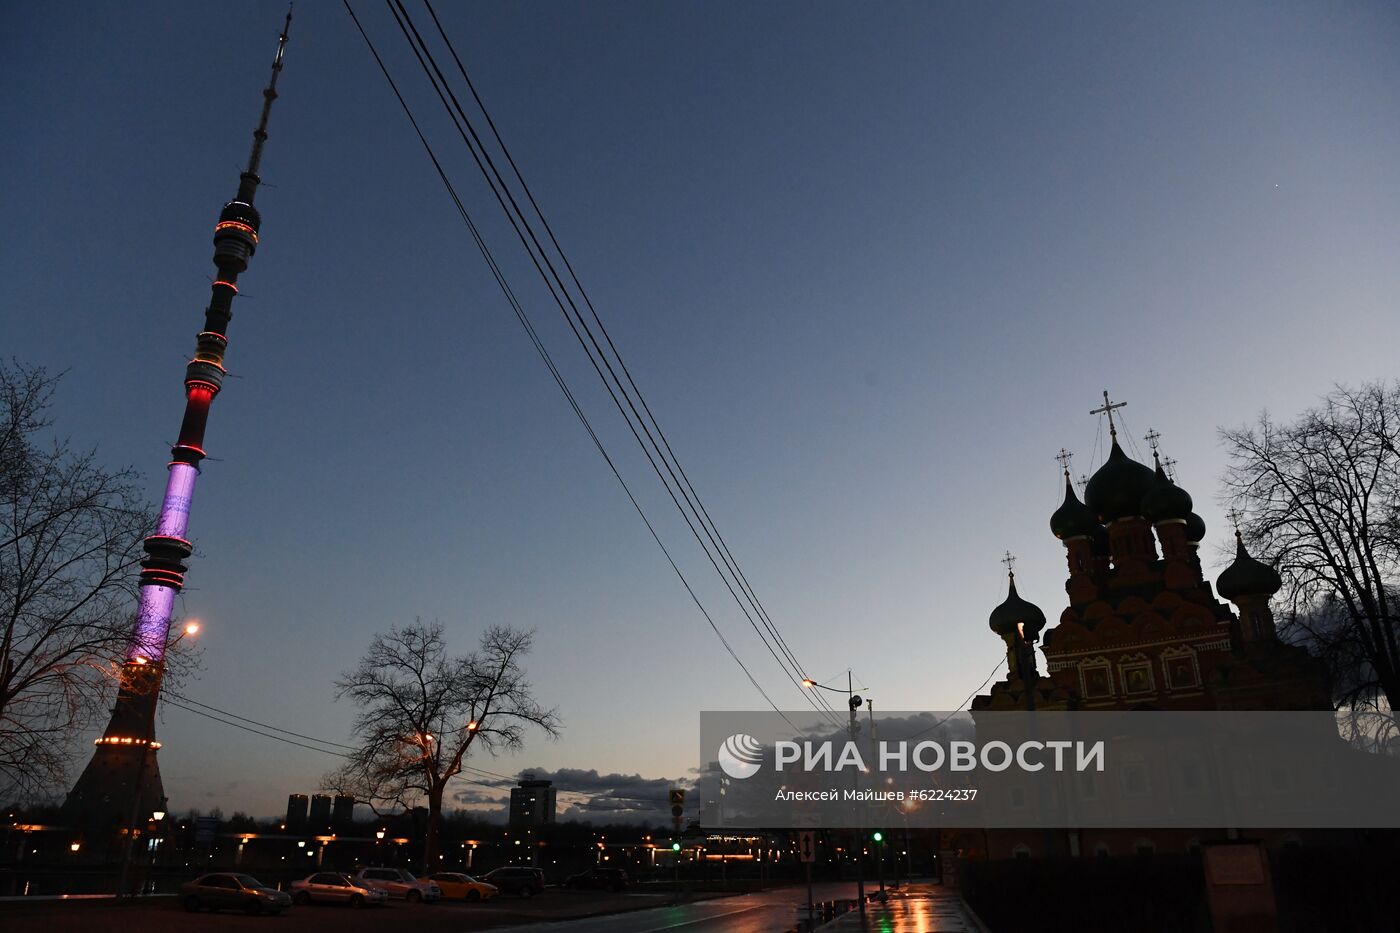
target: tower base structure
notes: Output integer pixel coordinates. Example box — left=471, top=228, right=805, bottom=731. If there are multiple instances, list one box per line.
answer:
left=62, top=663, right=166, bottom=855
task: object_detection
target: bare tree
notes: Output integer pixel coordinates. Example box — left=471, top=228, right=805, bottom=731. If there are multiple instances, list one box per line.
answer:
left=1221, top=381, right=1400, bottom=734
left=326, top=622, right=559, bottom=867
left=0, top=362, right=155, bottom=801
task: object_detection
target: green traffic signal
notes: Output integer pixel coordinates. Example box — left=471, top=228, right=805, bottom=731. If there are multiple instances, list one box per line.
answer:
left=672, top=842, right=681, bottom=851
left=872, top=831, right=883, bottom=843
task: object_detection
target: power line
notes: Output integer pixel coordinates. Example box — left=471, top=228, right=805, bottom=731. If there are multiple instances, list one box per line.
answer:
left=167, top=690, right=359, bottom=750
left=343, top=0, right=810, bottom=731
left=164, top=695, right=672, bottom=811
left=165, top=699, right=350, bottom=757
left=417, top=0, right=841, bottom=724
left=903, top=656, right=1005, bottom=741
left=374, top=0, right=839, bottom=727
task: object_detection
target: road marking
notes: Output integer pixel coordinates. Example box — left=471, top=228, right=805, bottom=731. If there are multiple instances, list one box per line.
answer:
left=631, top=904, right=765, bottom=932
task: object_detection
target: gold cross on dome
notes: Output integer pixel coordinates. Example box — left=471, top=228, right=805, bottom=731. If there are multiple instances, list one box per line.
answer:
left=1001, top=550, right=1017, bottom=575
left=1144, top=429, right=1161, bottom=452
left=1055, top=448, right=1074, bottom=477
left=1090, top=390, right=1127, bottom=439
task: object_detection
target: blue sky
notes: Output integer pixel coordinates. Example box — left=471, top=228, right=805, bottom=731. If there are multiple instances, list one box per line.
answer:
left=4, top=1, right=1398, bottom=818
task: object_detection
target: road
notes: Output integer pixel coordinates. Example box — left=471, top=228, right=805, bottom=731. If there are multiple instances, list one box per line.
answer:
left=0, top=883, right=864, bottom=933
left=489, top=882, right=862, bottom=933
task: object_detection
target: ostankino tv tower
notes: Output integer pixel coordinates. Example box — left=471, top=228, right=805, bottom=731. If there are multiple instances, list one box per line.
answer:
left=64, top=11, right=293, bottom=838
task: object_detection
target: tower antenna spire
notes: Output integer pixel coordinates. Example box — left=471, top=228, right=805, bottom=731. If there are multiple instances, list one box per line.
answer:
left=240, top=5, right=293, bottom=201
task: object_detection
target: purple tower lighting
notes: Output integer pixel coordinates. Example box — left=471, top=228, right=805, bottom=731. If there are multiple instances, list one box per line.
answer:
left=63, top=12, right=293, bottom=838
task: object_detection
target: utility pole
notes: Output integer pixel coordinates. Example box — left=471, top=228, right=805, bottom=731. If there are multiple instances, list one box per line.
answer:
left=866, top=698, right=885, bottom=898
left=848, top=671, right=866, bottom=916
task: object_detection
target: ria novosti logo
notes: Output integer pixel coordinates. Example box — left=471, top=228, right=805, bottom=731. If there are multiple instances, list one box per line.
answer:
left=717, top=733, right=764, bottom=779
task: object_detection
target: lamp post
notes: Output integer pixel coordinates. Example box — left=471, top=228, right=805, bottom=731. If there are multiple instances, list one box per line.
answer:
left=804, top=673, right=868, bottom=916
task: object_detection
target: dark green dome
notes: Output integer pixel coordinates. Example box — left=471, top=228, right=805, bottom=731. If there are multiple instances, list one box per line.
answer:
left=1141, top=456, right=1193, bottom=523
left=1184, top=512, right=1206, bottom=543
left=1084, top=440, right=1157, bottom=524
left=1050, top=476, right=1100, bottom=540
left=1217, top=532, right=1282, bottom=600
left=989, top=574, right=1046, bottom=640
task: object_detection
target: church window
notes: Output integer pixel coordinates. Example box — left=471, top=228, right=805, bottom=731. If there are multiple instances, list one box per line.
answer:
left=1080, top=658, right=1113, bottom=699
left=1119, top=656, right=1154, bottom=694
left=1162, top=647, right=1200, bottom=691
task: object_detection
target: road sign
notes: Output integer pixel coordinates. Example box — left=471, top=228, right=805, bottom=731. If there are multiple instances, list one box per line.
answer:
left=668, top=788, right=686, bottom=808
left=798, top=830, right=816, bottom=863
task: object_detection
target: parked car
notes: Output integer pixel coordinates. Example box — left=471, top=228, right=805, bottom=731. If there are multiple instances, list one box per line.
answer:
left=426, top=872, right=498, bottom=902
left=352, top=867, right=442, bottom=902
left=289, top=872, right=389, bottom=907
left=180, top=872, right=292, bottom=915
left=483, top=866, right=546, bottom=897
left=565, top=867, right=630, bottom=892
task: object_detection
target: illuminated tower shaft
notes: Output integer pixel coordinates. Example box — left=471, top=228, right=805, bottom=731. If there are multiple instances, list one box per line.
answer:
left=63, top=13, right=291, bottom=834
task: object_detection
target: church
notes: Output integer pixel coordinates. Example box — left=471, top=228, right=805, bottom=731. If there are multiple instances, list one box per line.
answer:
left=969, top=395, right=1331, bottom=858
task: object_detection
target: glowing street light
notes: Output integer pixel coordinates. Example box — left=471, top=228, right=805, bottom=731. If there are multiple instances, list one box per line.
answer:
left=183, top=621, right=201, bottom=636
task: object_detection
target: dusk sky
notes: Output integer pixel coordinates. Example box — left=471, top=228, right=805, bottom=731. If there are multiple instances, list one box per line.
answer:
left=4, top=1, right=1399, bottom=819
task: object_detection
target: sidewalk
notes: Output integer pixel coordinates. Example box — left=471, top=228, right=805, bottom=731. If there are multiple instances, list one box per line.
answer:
left=813, top=883, right=990, bottom=932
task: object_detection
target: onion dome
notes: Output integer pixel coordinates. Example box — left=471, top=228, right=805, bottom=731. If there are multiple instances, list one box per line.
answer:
left=1183, top=512, right=1206, bottom=544
left=1141, top=455, right=1193, bottom=523
left=1084, top=440, right=1158, bottom=524
left=1217, top=532, right=1282, bottom=600
left=988, top=573, right=1047, bottom=640
left=1050, top=476, right=1100, bottom=540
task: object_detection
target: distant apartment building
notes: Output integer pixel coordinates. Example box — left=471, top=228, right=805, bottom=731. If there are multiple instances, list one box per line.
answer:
left=309, top=793, right=333, bottom=829
left=509, top=774, right=556, bottom=827
left=332, top=794, right=356, bottom=829
left=286, top=794, right=309, bottom=831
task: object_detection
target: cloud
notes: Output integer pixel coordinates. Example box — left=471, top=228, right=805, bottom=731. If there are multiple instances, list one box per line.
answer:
left=509, top=767, right=683, bottom=823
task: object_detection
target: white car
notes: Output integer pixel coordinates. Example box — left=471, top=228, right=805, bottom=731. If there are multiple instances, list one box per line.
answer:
left=353, top=867, right=442, bottom=902
left=289, top=872, right=389, bottom=907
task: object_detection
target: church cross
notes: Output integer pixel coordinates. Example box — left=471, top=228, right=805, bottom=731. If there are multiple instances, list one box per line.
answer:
left=1227, top=507, right=1244, bottom=532
left=1001, top=550, right=1017, bottom=575
left=1163, top=456, right=1178, bottom=481
left=1077, top=473, right=1090, bottom=495
left=1144, top=429, right=1161, bottom=452
left=1055, top=448, right=1074, bottom=478
left=1090, top=390, right=1127, bottom=439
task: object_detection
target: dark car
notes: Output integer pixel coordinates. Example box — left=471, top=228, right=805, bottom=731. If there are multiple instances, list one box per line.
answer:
left=180, top=872, right=292, bottom=915
left=483, top=866, right=546, bottom=897
left=565, top=867, right=630, bottom=892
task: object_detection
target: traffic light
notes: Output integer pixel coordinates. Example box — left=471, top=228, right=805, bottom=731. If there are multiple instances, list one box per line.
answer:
left=671, top=842, right=681, bottom=852
left=872, top=831, right=883, bottom=843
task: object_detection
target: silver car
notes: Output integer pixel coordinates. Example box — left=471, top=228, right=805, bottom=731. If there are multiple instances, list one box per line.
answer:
left=353, top=867, right=442, bottom=902
left=289, top=871, right=389, bottom=907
